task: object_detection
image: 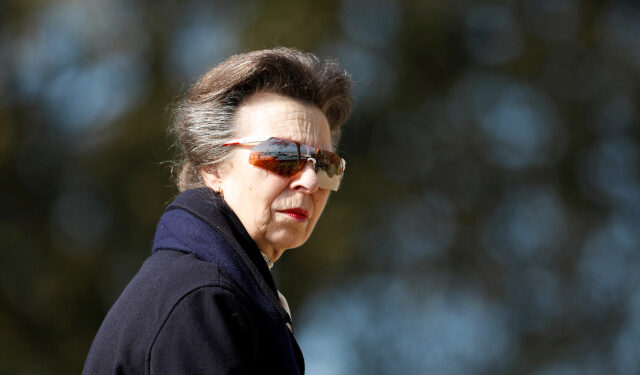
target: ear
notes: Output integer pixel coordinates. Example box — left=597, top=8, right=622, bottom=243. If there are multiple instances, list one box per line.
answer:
left=199, top=167, right=223, bottom=193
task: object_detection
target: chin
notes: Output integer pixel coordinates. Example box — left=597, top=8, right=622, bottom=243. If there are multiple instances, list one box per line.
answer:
left=270, top=232, right=309, bottom=252
left=278, top=239, right=307, bottom=251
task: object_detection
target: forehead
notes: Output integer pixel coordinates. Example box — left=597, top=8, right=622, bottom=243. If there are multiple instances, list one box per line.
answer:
left=233, top=92, right=332, bottom=150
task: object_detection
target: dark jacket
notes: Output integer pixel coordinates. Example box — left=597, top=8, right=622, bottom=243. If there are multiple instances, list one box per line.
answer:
left=82, top=188, right=304, bottom=374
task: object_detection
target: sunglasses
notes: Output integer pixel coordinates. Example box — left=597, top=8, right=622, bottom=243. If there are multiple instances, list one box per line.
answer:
left=223, top=136, right=346, bottom=191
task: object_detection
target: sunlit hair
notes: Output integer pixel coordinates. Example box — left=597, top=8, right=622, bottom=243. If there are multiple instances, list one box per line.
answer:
left=170, top=47, right=353, bottom=192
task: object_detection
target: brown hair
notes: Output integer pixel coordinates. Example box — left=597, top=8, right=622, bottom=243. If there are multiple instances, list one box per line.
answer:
left=171, top=47, right=353, bottom=191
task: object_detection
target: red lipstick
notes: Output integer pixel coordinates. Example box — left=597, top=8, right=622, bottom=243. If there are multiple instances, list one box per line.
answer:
left=278, top=208, right=309, bottom=221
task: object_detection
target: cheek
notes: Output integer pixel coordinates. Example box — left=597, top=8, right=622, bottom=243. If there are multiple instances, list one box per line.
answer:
left=312, top=191, right=330, bottom=218
left=255, top=177, right=290, bottom=220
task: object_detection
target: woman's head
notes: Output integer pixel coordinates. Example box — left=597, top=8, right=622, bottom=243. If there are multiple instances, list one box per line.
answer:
left=172, top=47, right=352, bottom=191
left=171, top=48, right=352, bottom=259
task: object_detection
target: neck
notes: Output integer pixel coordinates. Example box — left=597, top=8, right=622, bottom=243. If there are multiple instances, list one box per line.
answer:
left=257, top=244, right=284, bottom=264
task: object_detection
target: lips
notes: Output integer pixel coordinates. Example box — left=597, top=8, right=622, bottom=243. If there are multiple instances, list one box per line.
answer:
left=277, top=208, right=309, bottom=221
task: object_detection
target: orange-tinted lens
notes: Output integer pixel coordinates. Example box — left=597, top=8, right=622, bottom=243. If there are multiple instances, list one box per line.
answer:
left=249, top=138, right=306, bottom=176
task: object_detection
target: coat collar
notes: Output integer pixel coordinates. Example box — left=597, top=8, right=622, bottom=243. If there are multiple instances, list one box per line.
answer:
left=152, top=187, right=291, bottom=325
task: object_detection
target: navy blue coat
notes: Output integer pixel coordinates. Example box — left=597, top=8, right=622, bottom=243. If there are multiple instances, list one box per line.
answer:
left=82, top=188, right=304, bottom=374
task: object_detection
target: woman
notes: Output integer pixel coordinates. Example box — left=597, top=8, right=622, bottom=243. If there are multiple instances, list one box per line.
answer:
left=82, top=47, right=352, bottom=374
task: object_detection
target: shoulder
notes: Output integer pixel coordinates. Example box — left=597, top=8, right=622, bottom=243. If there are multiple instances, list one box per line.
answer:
left=83, top=250, right=256, bottom=374
left=116, top=249, right=253, bottom=326
left=139, top=249, right=222, bottom=287
left=148, top=282, right=262, bottom=374
left=147, top=251, right=258, bottom=332
left=140, top=252, right=264, bottom=374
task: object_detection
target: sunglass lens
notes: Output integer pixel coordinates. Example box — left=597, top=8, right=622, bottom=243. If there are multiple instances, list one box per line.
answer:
left=249, top=156, right=304, bottom=176
left=249, top=138, right=305, bottom=177
left=315, top=151, right=342, bottom=177
left=315, top=150, right=344, bottom=191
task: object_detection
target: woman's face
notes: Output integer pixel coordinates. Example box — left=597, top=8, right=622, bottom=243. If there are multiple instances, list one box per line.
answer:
left=201, top=92, right=333, bottom=260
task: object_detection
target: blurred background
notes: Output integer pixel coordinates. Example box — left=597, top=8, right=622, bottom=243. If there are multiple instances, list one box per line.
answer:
left=1, top=0, right=640, bottom=374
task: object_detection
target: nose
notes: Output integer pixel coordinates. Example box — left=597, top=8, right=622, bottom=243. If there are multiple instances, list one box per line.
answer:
left=290, top=159, right=319, bottom=193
